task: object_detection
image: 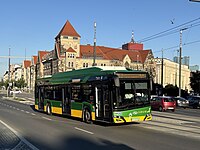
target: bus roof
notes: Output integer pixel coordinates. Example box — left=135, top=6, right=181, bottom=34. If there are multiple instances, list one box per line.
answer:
left=38, top=66, right=147, bottom=85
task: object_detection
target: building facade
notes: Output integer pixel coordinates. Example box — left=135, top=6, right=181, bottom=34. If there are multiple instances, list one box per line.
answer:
left=37, top=20, right=156, bottom=80
left=154, top=58, right=191, bottom=91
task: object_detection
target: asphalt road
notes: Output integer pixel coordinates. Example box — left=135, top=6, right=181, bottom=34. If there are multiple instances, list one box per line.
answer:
left=0, top=93, right=199, bottom=150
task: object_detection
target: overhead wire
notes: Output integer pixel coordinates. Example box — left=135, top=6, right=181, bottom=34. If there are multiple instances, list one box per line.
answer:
left=137, top=17, right=200, bottom=43
left=153, top=39, right=200, bottom=54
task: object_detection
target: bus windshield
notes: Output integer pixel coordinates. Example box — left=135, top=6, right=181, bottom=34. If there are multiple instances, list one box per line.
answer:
left=114, top=80, right=150, bottom=109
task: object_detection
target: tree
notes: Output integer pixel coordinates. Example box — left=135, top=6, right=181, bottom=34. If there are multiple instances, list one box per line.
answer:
left=190, top=71, right=200, bottom=94
left=3, top=80, right=9, bottom=89
left=164, top=84, right=178, bottom=96
left=151, top=82, right=163, bottom=96
left=15, top=78, right=27, bottom=89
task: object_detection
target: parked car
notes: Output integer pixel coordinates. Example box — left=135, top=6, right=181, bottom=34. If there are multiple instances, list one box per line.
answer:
left=150, top=96, right=176, bottom=112
left=188, top=96, right=200, bottom=108
left=173, top=97, right=189, bottom=108
left=10, top=89, right=22, bottom=94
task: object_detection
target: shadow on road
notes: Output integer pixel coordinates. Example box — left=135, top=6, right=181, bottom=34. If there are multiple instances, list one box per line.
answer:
left=33, top=135, right=135, bottom=150
left=28, top=104, right=141, bottom=127
left=63, top=136, right=135, bottom=150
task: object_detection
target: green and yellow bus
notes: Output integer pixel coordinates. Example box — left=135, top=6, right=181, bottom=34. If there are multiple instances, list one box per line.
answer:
left=35, top=66, right=152, bottom=123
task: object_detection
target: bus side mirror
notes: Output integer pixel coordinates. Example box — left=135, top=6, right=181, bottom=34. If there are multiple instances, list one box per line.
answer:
left=114, top=77, right=120, bottom=87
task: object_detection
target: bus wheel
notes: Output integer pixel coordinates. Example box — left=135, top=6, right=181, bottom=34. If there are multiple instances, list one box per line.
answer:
left=46, top=103, right=52, bottom=115
left=84, top=108, right=91, bottom=124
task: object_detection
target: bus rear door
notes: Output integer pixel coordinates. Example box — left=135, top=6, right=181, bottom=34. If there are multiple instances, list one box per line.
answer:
left=62, top=87, right=71, bottom=115
left=38, top=87, right=44, bottom=111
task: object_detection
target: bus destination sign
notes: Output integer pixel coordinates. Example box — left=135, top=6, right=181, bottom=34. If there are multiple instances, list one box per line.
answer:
left=116, top=73, right=147, bottom=79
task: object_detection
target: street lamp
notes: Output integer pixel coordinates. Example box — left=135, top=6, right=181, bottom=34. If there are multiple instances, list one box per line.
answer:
left=179, top=28, right=187, bottom=97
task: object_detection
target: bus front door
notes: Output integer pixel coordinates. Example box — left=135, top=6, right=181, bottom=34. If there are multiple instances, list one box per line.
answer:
left=95, top=85, right=111, bottom=122
left=62, top=87, right=71, bottom=115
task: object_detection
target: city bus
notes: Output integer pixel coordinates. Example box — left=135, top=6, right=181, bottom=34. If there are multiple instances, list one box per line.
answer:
left=35, top=66, right=152, bottom=124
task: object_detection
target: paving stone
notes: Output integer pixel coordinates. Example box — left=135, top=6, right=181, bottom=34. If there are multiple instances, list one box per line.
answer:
left=0, top=122, right=20, bottom=150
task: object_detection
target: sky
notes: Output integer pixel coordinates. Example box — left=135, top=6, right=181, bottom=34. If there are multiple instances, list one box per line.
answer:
left=0, top=0, right=200, bottom=78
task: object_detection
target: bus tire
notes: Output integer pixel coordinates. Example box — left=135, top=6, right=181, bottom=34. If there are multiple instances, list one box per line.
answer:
left=83, top=108, right=92, bottom=124
left=46, top=103, right=52, bottom=115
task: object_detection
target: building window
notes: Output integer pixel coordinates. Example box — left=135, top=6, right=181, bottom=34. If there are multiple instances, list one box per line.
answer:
left=83, top=63, right=85, bottom=67
left=73, top=37, right=78, bottom=40
left=86, top=63, right=88, bottom=67
left=68, top=62, right=70, bottom=67
left=71, top=62, right=73, bottom=68
left=63, top=36, right=68, bottom=39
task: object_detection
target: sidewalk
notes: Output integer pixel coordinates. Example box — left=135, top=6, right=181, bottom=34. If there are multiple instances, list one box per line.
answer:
left=0, top=120, right=33, bottom=150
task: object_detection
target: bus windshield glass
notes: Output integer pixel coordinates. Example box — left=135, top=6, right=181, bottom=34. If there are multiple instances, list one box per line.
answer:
left=114, top=80, right=150, bottom=109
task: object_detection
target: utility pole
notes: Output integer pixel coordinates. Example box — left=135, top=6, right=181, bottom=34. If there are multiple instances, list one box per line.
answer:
left=137, top=55, right=139, bottom=70
left=7, top=47, right=11, bottom=97
left=161, top=49, right=164, bottom=88
left=93, top=22, right=97, bottom=66
left=179, top=28, right=187, bottom=97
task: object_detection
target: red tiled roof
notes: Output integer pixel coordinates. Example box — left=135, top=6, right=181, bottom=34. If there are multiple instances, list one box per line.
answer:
left=80, top=45, right=108, bottom=59
left=32, top=56, right=38, bottom=65
left=138, top=50, right=151, bottom=63
left=23, top=60, right=31, bottom=68
left=80, top=45, right=150, bottom=63
left=56, top=20, right=80, bottom=38
left=66, top=47, right=77, bottom=53
left=38, top=51, right=49, bottom=62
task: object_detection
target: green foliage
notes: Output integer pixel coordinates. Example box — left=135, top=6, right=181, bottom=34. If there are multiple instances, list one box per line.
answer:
left=190, top=71, right=200, bottom=94
left=2, top=80, right=9, bottom=89
left=151, top=82, right=163, bottom=95
left=164, top=84, right=178, bottom=96
left=0, top=81, right=3, bottom=87
left=15, top=78, right=27, bottom=89
left=0, top=79, right=27, bottom=90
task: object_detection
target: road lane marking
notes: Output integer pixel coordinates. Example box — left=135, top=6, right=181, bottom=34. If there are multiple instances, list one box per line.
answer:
left=42, top=117, right=52, bottom=121
left=21, top=110, right=24, bottom=112
left=25, top=111, right=30, bottom=114
left=0, top=119, right=39, bottom=150
left=74, top=127, right=94, bottom=135
left=31, top=113, right=36, bottom=116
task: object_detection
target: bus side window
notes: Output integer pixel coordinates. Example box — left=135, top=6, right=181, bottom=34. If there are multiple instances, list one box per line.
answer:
left=71, top=85, right=81, bottom=101
left=82, top=84, right=93, bottom=102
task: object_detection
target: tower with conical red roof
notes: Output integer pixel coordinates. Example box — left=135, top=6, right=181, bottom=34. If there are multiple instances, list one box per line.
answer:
left=55, top=20, right=81, bottom=57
